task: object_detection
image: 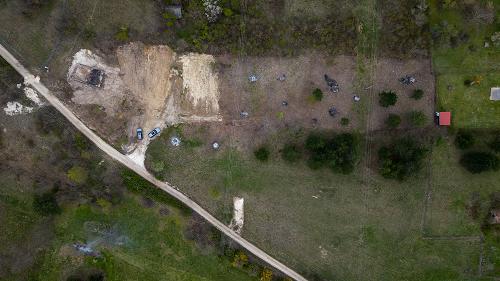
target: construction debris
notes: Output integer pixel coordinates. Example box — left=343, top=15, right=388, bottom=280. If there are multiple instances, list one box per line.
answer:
left=165, top=5, right=182, bottom=19
left=73, top=243, right=100, bottom=256
left=229, top=197, right=244, bottom=234
left=399, top=75, right=416, bottom=85
left=353, top=95, right=361, bottom=102
left=248, top=75, right=258, bottom=82
left=282, top=101, right=288, bottom=106
left=240, top=111, right=249, bottom=118
left=3, top=101, right=33, bottom=116
left=324, top=74, right=339, bottom=93
left=277, top=74, right=286, bottom=81
left=328, top=107, right=337, bottom=117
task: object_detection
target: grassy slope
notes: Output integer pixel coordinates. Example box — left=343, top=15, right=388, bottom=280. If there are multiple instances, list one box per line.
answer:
left=145, top=129, right=483, bottom=281
left=0, top=164, right=256, bottom=281
left=430, top=0, right=500, bottom=128
left=32, top=197, right=255, bottom=281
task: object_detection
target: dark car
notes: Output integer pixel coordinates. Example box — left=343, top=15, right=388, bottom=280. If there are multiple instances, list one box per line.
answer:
left=136, top=128, right=143, bottom=140
left=148, top=127, right=161, bottom=139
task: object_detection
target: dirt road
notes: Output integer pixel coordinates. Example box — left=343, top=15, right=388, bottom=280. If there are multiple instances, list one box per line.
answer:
left=0, top=43, right=308, bottom=281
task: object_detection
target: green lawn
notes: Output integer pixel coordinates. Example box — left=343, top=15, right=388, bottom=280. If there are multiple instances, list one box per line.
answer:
left=32, top=197, right=255, bottom=281
left=430, top=0, right=500, bottom=128
left=437, top=73, right=500, bottom=128
left=145, top=127, right=487, bottom=281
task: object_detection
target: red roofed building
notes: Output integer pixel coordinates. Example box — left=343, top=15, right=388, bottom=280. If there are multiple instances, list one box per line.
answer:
left=439, top=112, right=451, bottom=126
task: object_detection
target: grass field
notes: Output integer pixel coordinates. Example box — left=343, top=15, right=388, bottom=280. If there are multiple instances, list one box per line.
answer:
left=2, top=0, right=500, bottom=280
left=0, top=80, right=257, bottom=280
left=430, top=0, right=500, bottom=128
left=145, top=126, right=494, bottom=281
left=31, top=196, right=255, bottom=281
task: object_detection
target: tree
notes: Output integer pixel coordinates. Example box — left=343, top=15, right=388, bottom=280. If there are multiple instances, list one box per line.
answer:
left=254, top=146, right=270, bottom=162
left=33, top=191, right=61, bottom=216
left=455, top=131, right=475, bottom=150
left=378, top=138, right=428, bottom=180
left=407, top=111, right=427, bottom=127
left=281, top=144, right=301, bottom=163
left=88, top=272, right=104, bottom=281
left=385, top=114, right=401, bottom=128
left=490, top=135, right=500, bottom=153
left=411, top=89, right=424, bottom=100
left=378, top=91, right=397, bottom=107
left=460, top=151, right=499, bottom=174
left=311, top=88, right=324, bottom=102
left=305, top=133, right=359, bottom=174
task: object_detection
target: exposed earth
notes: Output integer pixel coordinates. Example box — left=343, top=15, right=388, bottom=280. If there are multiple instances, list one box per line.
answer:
left=64, top=44, right=435, bottom=155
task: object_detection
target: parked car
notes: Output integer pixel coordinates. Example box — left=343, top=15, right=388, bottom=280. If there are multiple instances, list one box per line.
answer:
left=148, top=127, right=161, bottom=139
left=136, top=128, right=143, bottom=140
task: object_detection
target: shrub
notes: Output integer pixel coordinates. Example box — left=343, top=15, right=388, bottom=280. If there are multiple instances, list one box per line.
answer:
left=67, top=166, right=88, bottom=184
left=223, top=8, right=233, bottom=17
left=490, top=135, right=500, bottom=153
left=311, top=88, right=324, bottom=102
left=411, top=89, right=424, bottom=100
left=121, top=169, right=191, bottom=214
left=378, top=91, right=397, bottom=107
left=232, top=250, right=248, bottom=268
left=305, top=133, right=359, bottom=174
left=115, top=26, right=129, bottom=41
left=454, top=131, right=475, bottom=150
left=385, top=114, right=401, bottom=128
left=260, top=268, right=273, bottom=281
left=281, top=144, right=301, bottom=163
left=464, top=79, right=472, bottom=87
left=74, top=133, right=89, bottom=151
left=378, top=138, right=428, bottom=180
left=254, top=146, right=270, bottom=162
left=340, top=118, right=349, bottom=126
left=88, top=273, right=104, bottom=281
left=408, top=111, right=427, bottom=127
left=33, top=192, right=61, bottom=216
left=151, top=161, right=165, bottom=172
left=460, top=151, right=499, bottom=174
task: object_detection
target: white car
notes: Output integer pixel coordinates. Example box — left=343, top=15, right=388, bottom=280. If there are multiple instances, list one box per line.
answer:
left=148, top=128, right=161, bottom=139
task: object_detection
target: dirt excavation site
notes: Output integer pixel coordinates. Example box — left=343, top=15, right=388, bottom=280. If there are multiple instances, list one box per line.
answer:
left=66, top=42, right=222, bottom=165
left=62, top=42, right=434, bottom=163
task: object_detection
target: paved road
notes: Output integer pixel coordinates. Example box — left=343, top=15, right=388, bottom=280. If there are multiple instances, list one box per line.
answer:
left=0, top=44, right=308, bottom=281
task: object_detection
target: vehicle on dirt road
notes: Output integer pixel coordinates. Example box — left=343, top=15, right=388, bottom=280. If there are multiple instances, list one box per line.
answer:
left=136, top=128, right=143, bottom=140
left=148, top=127, right=161, bottom=139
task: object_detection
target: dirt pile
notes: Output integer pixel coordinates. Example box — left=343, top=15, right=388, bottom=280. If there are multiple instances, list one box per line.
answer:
left=66, top=42, right=222, bottom=166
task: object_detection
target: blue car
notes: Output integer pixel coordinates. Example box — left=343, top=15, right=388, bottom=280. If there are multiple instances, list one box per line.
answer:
left=148, top=127, right=161, bottom=139
left=136, top=128, right=143, bottom=140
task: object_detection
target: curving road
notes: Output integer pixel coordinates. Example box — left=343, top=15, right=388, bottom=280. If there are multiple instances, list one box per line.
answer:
left=0, top=44, right=308, bottom=281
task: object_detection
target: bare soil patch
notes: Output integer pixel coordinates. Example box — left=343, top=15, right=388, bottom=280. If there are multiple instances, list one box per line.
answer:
left=369, top=58, right=435, bottom=130
left=65, top=42, right=222, bottom=162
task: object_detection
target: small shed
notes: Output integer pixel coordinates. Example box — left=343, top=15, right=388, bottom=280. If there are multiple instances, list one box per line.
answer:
left=438, top=112, right=451, bottom=126
left=490, top=87, right=500, bottom=101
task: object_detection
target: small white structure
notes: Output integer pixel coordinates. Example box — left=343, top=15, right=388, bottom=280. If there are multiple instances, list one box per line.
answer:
left=490, top=87, right=500, bottom=101
left=248, top=75, right=258, bottom=82
left=229, top=197, right=244, bottom=234
left=212, top=141, right=220, bottom=150
left=170, top=137, right=181, bottom=146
